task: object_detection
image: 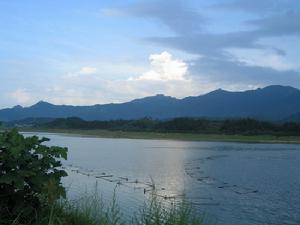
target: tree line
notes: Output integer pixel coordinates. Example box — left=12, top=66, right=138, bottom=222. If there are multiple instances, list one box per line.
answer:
left=36, top=117, right=300, bottom=136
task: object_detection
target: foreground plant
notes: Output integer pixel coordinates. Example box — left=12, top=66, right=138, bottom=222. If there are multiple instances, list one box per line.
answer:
left=40, top=190, right=205, bottom=225
left=134, top=193, right=204, bottom=225
left=0, top=129, right=68, bottom=224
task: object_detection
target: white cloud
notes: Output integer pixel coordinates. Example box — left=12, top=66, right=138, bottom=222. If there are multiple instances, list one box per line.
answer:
left=99, top=8, right=125, bottom=17
left=64, top=66, right=98, bottom=78
left=9, top=89, right=32, bottom=105
left=228, top=48, right=300, bottom=72
left=78, top=66, right=97, bottom=75
left=130, top=51, right=188, bottom=81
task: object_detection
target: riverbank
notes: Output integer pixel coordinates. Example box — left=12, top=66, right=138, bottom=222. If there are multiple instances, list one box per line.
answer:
left=17, top=128, right=300, bottom=144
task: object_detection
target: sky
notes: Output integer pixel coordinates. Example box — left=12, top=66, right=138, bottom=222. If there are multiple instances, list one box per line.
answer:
left=0, top=0, right=300, bottom=108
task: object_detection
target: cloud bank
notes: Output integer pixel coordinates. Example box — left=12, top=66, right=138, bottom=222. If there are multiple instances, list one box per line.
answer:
left=1, top=0, right=300, bottom=107
left=131, top=51, right=188, bottom=81
left=9, top=89, right=32, bottom=105
left=108, top=0, right=300, bottom=88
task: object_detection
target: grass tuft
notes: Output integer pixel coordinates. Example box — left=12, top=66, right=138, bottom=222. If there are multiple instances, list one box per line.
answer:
left=11, top=189, right=206, bottom=225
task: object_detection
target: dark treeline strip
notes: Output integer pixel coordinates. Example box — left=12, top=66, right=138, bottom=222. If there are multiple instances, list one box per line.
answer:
left=36, top=117, right=300, bottom=136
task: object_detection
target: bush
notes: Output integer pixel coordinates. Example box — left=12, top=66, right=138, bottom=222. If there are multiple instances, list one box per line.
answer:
left=0, top=129, right=68, bottom=224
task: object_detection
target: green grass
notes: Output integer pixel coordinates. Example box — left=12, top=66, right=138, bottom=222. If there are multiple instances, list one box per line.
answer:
left=18, top=127, right=300, bottom=144
left=11, top=190, right=206, bottom=225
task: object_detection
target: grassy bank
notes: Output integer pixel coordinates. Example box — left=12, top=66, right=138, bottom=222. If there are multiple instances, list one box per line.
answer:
left=18, top=127, right=300, bottom=144
left=12, top=191, right=206, bottom=225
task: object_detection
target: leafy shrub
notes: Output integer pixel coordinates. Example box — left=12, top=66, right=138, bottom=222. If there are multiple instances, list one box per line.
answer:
left=0, top=129, right=68, bottom=224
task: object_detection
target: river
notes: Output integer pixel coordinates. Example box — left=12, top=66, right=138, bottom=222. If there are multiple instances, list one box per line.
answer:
left=24, top=132, right=300, bottom=225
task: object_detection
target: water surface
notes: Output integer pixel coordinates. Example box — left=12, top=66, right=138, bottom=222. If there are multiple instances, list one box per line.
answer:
left=24, top=132, right=300, bottom=225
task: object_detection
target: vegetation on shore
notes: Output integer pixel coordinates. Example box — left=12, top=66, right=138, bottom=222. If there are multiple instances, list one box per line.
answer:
left=0, top=130, right=205, bottom=225
left=31, top=117, right=300, bottom=136
left=34, top=191, right=205, bottom=225
left=6, top=117, right=300, bottom=143
left=18, top=127, right=300, bottom=144
left=4, top=117, right=300, bottom=143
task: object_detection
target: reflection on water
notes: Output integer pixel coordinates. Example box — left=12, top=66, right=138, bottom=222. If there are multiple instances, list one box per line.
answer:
left=24, top=132, right=300, bottom=225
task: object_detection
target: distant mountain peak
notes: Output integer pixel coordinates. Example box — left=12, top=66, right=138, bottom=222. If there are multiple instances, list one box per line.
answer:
left=261, top=85, right=297, bottom=91
left=31, top=101, right=53, bottom=108
left=12, top=105, right=23, bottom=110
left=36, top=100, right=51, bottom=105
left=205, top=88, right=229, bottom=96
left=214, top=88, right=227, bottom=93
left=130, top=94, right=177, bottom=103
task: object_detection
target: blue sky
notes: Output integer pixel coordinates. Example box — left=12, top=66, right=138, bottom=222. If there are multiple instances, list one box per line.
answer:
left=0, top=0, right=299, bottom=108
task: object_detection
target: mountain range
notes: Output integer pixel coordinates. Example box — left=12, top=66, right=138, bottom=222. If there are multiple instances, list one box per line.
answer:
left=1, top=85, right=300, bottom=122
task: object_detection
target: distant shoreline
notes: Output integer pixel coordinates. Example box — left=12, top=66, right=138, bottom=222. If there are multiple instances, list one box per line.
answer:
left=15, top=128, right=300, bottom=144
